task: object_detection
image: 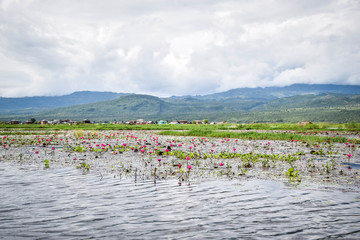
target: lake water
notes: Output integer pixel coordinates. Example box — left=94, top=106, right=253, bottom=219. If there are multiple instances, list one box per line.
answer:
left=1, top=163, right=360, bottom=239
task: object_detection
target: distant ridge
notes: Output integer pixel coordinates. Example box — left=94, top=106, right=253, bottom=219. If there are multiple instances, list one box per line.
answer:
left=0, top=91, right=133, bottom=114
left=191, top=84, right=360, bottom=101
left=0, top=84, right=359, bottom=123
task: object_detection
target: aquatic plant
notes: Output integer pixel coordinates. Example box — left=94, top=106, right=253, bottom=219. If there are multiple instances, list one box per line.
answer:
left=323, top=160, right=336, bottom=174
left=307, top=158, right=316, bottom=172
left=74, top=146, right=86, bottom=152
left=238, top=165, right=247, bottom=175
left=347, top=154, right=352, bottom=169
left=73, top=130, right=85, bottom=139
left=1, top=127, right=359, bottom=187
left=44, top=159, right=50, bottom=169
left=261, top=157, right=270, bottom=169
left=77, top=161, right=90, bottom=171
left=310, top=148, right=325, bottom=155
left=285, top=167, right=301, bottom=182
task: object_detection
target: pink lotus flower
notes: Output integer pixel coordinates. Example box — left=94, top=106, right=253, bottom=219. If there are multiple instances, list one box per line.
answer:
left=52, top=147, right=55, bottom=150
left=186, top=156, right=190, bottom=160
left=158, top=158, right=161, bottom=162
left=187, top=165, right=192, bottom=170
left=35, top=151, right=39, bottom=154
left=347, top=154, right=352, bottom=169
left=219, top=163, right=224, bottom=166
left=179, top=163, right=182, bottom=168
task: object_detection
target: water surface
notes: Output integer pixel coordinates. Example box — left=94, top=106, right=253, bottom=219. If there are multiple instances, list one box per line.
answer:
left=1, top=163, right=359, bottom=239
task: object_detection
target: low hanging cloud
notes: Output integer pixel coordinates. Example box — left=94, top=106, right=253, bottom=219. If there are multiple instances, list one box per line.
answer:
left=0, top=0, right=359, bottom=97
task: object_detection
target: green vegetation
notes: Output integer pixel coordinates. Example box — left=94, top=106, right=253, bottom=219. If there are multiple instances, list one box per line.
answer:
left=285, top=167, right=301, bottom=182
left=0, top=122, right=359, bottom=132
left=77, top=161, right=90, bottom=171
left=44, top=159, right=50, bottom=169
left=158, top=130, right=360, bottom=144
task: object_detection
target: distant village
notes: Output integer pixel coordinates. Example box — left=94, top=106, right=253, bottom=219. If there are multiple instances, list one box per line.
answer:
left=7, top=119, right=221, bottom=125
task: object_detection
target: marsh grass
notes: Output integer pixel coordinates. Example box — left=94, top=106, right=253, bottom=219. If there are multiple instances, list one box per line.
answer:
left=237, top=122, right=360, bottom=131
left=158, top=130, right=360, bottom=144
left=1, top=122, right=359, bottom=131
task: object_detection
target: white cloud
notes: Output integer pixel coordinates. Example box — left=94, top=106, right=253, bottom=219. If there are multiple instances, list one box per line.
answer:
left=0, top=0, right=359, bottom=97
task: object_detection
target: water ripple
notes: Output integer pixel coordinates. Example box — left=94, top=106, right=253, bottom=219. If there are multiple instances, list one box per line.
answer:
left=0, top=163, right=359, bottom=239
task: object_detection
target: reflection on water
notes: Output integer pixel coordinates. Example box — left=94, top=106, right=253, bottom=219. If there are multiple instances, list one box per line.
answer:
left=1, top=163, right=360, bottom=239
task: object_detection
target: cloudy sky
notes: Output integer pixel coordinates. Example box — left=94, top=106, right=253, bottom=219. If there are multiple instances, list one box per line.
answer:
left=0, top=0, right=359, bottom=97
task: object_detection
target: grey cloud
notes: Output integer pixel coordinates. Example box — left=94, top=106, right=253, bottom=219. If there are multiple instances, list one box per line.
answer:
left=0, top=0, right=359, bottom=97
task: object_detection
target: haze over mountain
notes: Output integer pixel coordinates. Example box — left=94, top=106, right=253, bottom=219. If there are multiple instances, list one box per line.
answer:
left=1, top=84, right=359, bottom=123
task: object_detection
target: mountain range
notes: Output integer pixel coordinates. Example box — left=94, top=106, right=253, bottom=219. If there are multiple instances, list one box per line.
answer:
left=1, top=84, right=360, bottom=123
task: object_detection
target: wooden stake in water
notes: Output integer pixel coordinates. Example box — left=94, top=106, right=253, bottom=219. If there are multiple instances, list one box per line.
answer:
left=154, top=167, right=157, bottom=184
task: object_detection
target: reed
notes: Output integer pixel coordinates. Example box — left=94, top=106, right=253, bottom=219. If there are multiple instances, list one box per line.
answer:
left=158, top=130, right=360, bottom=144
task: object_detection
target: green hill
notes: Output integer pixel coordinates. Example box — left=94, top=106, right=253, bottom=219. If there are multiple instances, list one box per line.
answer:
left=1, top=84, right=360, bottom=123
left=0, top=91, right=132, bottom=114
